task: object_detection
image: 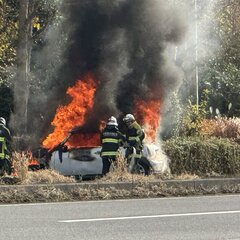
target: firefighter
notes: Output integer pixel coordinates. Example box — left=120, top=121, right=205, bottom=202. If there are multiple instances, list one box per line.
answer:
left=100, top=116, right=125, bottom=175
left=0, top=117, right=12, bottom=175
left=123, top=114, right=145, bottom=167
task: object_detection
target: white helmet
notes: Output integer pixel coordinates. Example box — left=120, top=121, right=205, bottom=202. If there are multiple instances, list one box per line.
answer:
left=0, top=117, right=6, bottom=126
left=107, top=116, right=118, bottom=126
left=123, top=114, right=135, bottom=124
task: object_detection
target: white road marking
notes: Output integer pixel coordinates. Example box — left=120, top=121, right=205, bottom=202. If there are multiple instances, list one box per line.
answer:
left=58, top=210, right=240, bottom=223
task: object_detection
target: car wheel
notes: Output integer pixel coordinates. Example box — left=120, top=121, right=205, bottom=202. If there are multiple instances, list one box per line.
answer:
left=134, top=159, right=151, bottom=175
left=74, top=175, right=83, bottom=181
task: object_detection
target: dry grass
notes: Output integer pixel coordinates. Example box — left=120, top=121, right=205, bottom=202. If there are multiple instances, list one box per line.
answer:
left=12, top=152, right=29, bottom=181
left=7, top=151, right=76, bottom=185
left=173, top=173, right=200, bottom=180
left=200, top=117, right=240, bottom=140
left=1, top=181, right=240, bottom=203
left=100, top=154, right=133, bottom=182
left=0, top=186, right=69, bottom=203
left=99, top=154, right=156, bottom=183
left=22, top=170, right=76, bottom=184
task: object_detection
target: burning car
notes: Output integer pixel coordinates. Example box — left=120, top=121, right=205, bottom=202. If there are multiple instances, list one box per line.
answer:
left=36, top=122, right=171, bottom=178
left=18, top=1, right=184, bottom=182
left=35, top=75, right=170, bottom=178
left=47, top=143, right=170, bottom=178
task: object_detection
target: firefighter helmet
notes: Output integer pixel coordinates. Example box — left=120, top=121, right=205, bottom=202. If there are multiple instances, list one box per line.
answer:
left=123, top=114, right=135, bottom=125
left=0, top=117, right=6, bottom=126
left=107, top=116, right=118, bottom=126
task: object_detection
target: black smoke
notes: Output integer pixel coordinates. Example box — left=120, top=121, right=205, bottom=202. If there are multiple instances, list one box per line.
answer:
left=29, top=0, right=186, bottom=146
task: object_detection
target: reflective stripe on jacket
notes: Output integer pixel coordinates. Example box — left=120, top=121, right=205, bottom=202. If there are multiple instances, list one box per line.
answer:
left=126, top=121, right=144, bottom=148
left=101, top=151, right=119, bottom=157
left=0, top=137, right=6, bottom=158
left=0, top=124, right=11, bottom=160
left=101, top=126, right=124, bottom=157
left=102, top=138, right=119, bottom=144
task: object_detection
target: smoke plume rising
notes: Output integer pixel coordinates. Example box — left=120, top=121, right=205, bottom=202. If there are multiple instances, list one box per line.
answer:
left=27, top=0, right=187, bottom=147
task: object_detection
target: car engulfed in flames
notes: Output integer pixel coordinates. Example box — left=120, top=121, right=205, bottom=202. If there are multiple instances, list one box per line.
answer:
left=48, top=143, right=170, bottom=178
left=30, top=74, right=169, bottom=178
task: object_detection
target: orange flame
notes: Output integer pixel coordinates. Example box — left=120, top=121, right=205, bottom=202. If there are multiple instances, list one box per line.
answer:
left=26, top=151, right=40, bottom=167
left=28, top=158, right=40, bottom=166
left=134, top=99, right=161, bottom=142
left=42, top=74, right=101, bottom=149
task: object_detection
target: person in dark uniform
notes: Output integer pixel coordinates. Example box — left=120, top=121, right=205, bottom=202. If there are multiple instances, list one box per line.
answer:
left=123, top=114, right=145, bottom=166
left=100, top=116, right=125, bottom=175
left=0, top=117, right=12, bottom=175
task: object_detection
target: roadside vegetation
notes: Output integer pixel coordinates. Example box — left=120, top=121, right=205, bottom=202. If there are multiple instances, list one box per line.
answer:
left=0, top=149, right=239, bottom=204
left=0, top=115, right=239, bottom=203
left=164, top=136, right=240, bottom=176
left=163, top=99, right=240, bottom=177
left=0, top=0, right=240, bottom=203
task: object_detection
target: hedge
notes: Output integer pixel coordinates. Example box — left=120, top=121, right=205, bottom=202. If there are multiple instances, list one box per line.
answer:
left=163, top=136, right=240, bottom=176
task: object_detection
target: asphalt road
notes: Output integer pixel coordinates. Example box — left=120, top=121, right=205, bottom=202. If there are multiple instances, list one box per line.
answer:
left=0, top=195, right=240, bottom=240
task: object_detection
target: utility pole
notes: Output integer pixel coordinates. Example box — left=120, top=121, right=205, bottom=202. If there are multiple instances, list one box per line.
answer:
left=195, top=0, right=199, bottom=113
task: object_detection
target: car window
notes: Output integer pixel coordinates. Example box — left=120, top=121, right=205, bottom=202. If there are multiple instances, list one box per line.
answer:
left=68, top=149, right=95, bottom=161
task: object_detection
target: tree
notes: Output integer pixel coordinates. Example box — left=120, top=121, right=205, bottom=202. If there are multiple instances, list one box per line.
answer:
left=174, top=0, right=240, bottom=117
left=0, top=0, right=18, bottom=84
left=8, top=0, right=60, bottom=149
left=11, top=0, right=30, bottom=135
left=201, top=0, right=240, bottom=116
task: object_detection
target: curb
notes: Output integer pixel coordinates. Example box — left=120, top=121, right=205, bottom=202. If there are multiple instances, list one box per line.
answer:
left=1, top=178, right=240, bottom=193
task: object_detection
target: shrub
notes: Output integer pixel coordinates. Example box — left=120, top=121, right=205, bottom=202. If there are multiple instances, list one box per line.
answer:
left=163, top=136, right=240, bottom=176
left=200, top=117, right=240, bottom=141
left=177, top=97, right=208, bottom=137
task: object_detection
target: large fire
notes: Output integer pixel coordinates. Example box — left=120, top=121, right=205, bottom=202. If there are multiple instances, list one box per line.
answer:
left=134, top=99, right=161, bottom=142
left=42, top=73, right=161, bottom=150
left=42, top=74, right=101, bottom=149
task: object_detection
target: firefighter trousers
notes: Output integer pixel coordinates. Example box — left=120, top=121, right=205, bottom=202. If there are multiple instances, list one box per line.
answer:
left=126, top=147, right=142, bottom=164
left=0, top=158, right=12, bottom=176
left=102, top=156, right=116, bottom=175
